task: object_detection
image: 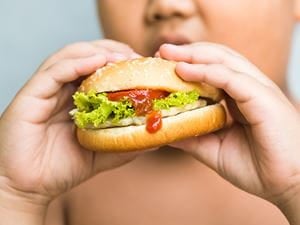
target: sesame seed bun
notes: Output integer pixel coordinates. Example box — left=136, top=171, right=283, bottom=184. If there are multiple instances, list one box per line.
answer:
left=76, top=57, right=226, bottom=152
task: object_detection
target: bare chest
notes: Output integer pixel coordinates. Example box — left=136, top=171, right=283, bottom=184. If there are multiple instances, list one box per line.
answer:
left=66, top=151, right=288, bottom=225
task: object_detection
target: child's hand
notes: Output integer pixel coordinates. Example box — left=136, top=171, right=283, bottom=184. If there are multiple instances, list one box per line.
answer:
left=159, top=43, right=300, bottom=210
left=0, top=40, right=140, bottom=209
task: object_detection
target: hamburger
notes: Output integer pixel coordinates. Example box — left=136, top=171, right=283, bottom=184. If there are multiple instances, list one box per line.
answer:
left=70, top=57, right=226, bottom=152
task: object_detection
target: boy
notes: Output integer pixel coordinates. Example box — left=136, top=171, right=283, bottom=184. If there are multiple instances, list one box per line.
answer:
left=0, top=0, right=300, bottom=224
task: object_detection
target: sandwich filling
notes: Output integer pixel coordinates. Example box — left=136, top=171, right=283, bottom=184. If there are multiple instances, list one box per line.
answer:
left=70, top=89, right=207, bottom=133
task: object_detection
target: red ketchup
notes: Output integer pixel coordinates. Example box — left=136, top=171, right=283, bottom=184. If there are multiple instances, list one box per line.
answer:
left=107, top=89, right=168, bottom=133
left=146, top=111, right=162, bottom=133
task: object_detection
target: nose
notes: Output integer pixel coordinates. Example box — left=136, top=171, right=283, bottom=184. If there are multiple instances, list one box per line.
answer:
left=146, top=0, right=196, bottom=23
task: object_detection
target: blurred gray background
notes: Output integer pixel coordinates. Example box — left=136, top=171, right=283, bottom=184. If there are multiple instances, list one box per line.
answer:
left=0, top=1, right=299, bottom=113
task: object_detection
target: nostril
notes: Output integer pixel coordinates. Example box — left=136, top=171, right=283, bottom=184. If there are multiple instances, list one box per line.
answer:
left=152, top=11, right=184, bottom=22
left=146, top=1, right=196, bottom=24
left=154, top=13, right=164, bottom=21
left=174, top=12, right=182, bottom=17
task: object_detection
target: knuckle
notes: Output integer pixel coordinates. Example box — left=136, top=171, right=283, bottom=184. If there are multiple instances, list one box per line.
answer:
left=51, top=59, right=79, bottom=82
left=38, top=42, right=98, bottom=73
left=211, top=64, right=225, bottom=72
left=49, top=59, right=73, bottom=74
left=191, top=51, right=201, bottom=63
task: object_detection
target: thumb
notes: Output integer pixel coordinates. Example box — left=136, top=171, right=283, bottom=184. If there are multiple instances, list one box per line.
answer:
left=169, top=133, right=223, bottom=172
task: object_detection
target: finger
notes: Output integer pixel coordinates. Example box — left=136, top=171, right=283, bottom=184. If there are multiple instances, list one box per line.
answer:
left=159, top=43, right=225, bottom=63
left=154, top=51, right=161, bottom=57
left=38, top=40, right=140, bottom=73
left=159, top=43, right=276, bottom=88
left=225, top=96, right=248, bottom=125
left=91, top=39, right=141, bottom=58
left=159, top=42, right=242, bottom=63
left=177, top=62, right=262, bottom=102
left=169, top=134, right=222, bottom=172
left=169, top=126, right=255, bottom=187
left=92, top=40, right=141, bottom=61
left=37, top=42, right=103, bottom=72
left=23, top=54, right=107, bottom=99
left=176, top=62, right=274, bottom=125
left=91, top=39, right=133, bottom=52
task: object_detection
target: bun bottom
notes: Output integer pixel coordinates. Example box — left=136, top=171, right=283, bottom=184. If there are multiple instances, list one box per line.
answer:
left=76, top=104, right=226, bottom=152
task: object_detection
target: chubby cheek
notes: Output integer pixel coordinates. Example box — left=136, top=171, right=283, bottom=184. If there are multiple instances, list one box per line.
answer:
left=202, top=0, right=294, bottom=85
left=98, top=1, right=148, bottom=55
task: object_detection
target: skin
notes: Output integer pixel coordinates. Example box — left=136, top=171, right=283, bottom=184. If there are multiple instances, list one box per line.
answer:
left=98, top=0, right=295, bottom=92
left=0, top=0, right=300, bottom=224
left=0, top=41, right=141, bottom=224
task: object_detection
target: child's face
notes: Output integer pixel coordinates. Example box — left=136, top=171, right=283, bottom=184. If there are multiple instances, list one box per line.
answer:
left=98, top=0, right=298, bottom=88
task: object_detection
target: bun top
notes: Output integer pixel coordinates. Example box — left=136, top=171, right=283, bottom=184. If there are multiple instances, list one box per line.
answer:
left=79, top=57, right=222, bottom=101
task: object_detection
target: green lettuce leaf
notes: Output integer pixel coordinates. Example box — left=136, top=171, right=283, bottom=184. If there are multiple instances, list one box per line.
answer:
left=153, top=90, right=200, bottom=110
left=71, top=90, right=200, bottom=128
left=72, top=91, right=134, bottom=128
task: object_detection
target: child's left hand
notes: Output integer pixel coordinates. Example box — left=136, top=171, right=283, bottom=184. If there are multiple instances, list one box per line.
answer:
left=159, top=43, right=300, bottom=213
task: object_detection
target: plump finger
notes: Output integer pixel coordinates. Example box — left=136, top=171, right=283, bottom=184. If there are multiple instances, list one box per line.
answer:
left=176, top=62, right=277, bottom=126
left=91, top=39, right=141, bottom=59
left=159, top=43, right=276, bottom=88
left=92, top=39, right=136, bottom=54
left=23, top=54, right=107, bottom=99
left=37, top=42, right=105, bottom=72
left=38, top=40, right=140, bottom=73
left=91, top=39, right=132, bottom=51
left=169, top=134, right=222, bottom=171
left=159, top=43, right=246, bottom=66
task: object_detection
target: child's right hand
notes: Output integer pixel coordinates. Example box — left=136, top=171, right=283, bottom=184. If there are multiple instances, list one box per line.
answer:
left=0, top=40, right=140, bottom=212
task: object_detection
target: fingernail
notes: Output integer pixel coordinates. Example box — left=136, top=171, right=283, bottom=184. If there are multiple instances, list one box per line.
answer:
left=130, top=52, right=142, bottom=59
left=154, top=51, right=161, bottom=57
left=110, top=53, right=128, bottom=62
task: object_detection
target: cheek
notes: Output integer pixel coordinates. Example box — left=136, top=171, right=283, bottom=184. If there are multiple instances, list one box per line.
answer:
left=98, top=1, right=147, bottom=55
left=202, top=0, right=294, bottom=84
